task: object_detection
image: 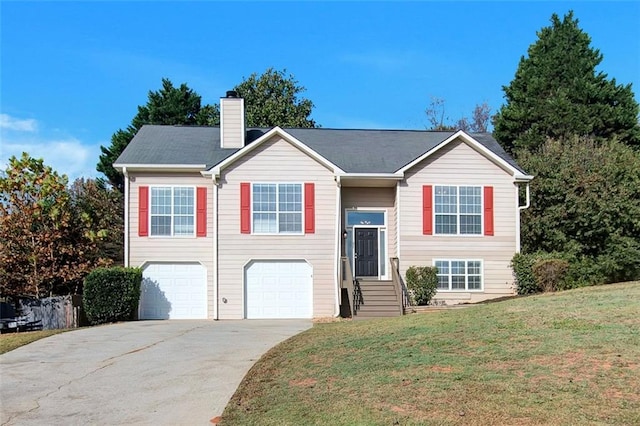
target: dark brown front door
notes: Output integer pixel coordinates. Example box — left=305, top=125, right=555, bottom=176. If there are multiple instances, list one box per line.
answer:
left=355, top=228, right=378, bottom=277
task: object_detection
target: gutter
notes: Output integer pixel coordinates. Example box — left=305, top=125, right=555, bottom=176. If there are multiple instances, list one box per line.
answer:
left=337, top=172, right=404, bottom=181
left=115, top=163, right=207, bottom=171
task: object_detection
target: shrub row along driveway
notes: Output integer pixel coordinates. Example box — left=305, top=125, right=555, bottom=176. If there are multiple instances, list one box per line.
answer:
left=0, top=320, right=311, bottom=425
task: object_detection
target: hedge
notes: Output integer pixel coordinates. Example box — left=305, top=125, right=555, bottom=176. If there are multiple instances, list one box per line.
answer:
left=512, top=251, right=600, bottom=295
left=83, top=267, right=142, bottom=325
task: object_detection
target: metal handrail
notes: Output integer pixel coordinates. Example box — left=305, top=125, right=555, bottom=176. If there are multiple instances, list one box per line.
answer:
left=353, top=278, right=363, bottom=314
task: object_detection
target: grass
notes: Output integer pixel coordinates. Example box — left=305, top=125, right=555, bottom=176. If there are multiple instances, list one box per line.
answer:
left=221, top=282, right=640, bottom=425
left=0, top=329, right=68, bottom=355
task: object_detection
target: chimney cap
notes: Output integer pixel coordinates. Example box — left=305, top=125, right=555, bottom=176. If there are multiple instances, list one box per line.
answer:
left=225, top=90, right=239, bottom=98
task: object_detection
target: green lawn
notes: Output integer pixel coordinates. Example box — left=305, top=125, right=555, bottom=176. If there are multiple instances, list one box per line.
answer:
left=0, top=329, right=68, bottom=355
left=221, top=282, right=640, bottom=425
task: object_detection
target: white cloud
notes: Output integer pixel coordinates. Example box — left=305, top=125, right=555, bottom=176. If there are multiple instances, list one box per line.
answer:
left=0, top=114, right=102, bottom=182
left=0, top=113, right=38, bottom=132
left=1, top=139, right=102, bottom=182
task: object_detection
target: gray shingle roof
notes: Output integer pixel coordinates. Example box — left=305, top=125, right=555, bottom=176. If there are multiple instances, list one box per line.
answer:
left=468, top=132, right=525, bottom=174
left=286, top=129, right=454, bottom=173
left=114, top=125, right=525, bottom=174
left=114, top=126, right=238, bottom=169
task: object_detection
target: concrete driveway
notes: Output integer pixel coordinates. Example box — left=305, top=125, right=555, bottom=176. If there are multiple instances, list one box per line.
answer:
left=0, top=320, right=311, bottom=425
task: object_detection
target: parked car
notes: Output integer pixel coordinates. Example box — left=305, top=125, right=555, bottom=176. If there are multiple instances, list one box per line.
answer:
left=0, top=302, right=42, bottom=333
left=0, top=301, right=18, bottom=333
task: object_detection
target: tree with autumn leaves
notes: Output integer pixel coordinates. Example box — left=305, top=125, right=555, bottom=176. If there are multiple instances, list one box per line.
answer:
left=0, top=153, right=120, bottom=298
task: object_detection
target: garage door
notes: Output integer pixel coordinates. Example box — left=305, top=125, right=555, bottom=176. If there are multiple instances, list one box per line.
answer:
left=245, top=260, right=313, bottom=319
left=140, top=263, right=207, bottom=320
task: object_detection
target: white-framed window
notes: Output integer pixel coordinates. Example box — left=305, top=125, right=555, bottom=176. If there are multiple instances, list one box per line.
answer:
left=252, top=183, right=302, bottom=234
left=150, top=186, right=195, bottom=236
left=434, top=259, right=483, bottom=291
left=435, top=185, right=482, bottom=235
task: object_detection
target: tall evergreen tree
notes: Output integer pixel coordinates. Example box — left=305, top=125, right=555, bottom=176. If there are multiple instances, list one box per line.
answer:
left=493, top=11, right=640, bottom=154
left=97, top=79, right=218, bottom=192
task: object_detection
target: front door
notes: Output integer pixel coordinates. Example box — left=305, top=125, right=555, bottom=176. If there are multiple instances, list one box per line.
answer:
left=355, top=228, right=378, bottom=277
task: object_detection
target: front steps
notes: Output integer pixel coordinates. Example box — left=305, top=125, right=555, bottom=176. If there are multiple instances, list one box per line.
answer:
left=353, top=279, right=402, bottom=318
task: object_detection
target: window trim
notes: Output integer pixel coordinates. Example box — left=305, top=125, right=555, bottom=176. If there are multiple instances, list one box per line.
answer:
left=433, top=259, right=484, bottom=292
left=251, top=182, right=305, bottom=235
left=148, top=185, right=196, bottom=238
left=433, top=185, right=484, bottom=236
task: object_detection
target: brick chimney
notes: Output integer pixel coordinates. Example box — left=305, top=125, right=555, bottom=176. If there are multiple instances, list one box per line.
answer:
left=220, top=90, right=245, bottom=148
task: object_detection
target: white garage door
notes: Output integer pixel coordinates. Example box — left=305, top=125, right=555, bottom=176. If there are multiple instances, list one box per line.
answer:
left=140, top=263, right=207, bottom=320
left=245, top=260, right=313, bottom=319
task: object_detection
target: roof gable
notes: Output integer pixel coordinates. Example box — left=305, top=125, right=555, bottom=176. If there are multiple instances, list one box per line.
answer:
left=398, top=130, right=529, bottom=178
left=209, top=127, right=344, bottom=176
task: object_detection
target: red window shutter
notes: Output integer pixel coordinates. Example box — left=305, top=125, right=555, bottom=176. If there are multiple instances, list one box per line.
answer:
left=423, top=185, right=433, bottom=235
left=196, top=187, right=207, bottom=237
left=240, top=183, right=251, bottom=234
left=304, top=183, right=315, bottom=234
left=484, top=186, right=494, bottom=236
left=138, top=186, right=149, bottom=237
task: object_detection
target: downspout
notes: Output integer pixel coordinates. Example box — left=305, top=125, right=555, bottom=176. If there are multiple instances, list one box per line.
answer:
left=123, top=167, right=129, bottom=267
left=396, top=180, right=401, bottom=261
left=333, top=175, right=342, bottom=317
left=213, top=176, right=219, bottom=320
left=515, top=182, right=531, bottom=253
left=518, top=182, right=531, bottom=210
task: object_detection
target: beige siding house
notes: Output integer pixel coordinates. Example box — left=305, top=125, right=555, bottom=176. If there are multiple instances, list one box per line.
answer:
left=400, top=138, right=521, bottom=304
left=215, top=135, right=339, bottom=319
left=114, top=92, right=532, bottom=320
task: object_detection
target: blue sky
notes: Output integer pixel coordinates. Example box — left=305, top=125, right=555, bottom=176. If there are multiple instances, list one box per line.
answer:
left=1, top=1, right=639, bottom=181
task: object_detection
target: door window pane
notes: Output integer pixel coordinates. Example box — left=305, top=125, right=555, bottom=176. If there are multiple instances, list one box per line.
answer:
left=346, top=211, right=385, bottom=226
left=380, top=230, right=386, bottom=276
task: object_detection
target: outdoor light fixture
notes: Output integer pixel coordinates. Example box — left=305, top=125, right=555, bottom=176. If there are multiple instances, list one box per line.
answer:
left=342, top=230, right=348, bottom=239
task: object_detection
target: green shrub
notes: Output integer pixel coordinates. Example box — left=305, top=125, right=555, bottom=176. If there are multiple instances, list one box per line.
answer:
left=532, top=258, right=569, bottom=292
left=405, top=266, right=438, bottom=305
left=512, top=251, right=602, bottom=294
left=83, top=267, right=142, bottom=325
left=511, top=253, right=539, bottom=294
left=512, top=251, right=575, bottom=294
left=517, top=137, right=640, bottom=286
